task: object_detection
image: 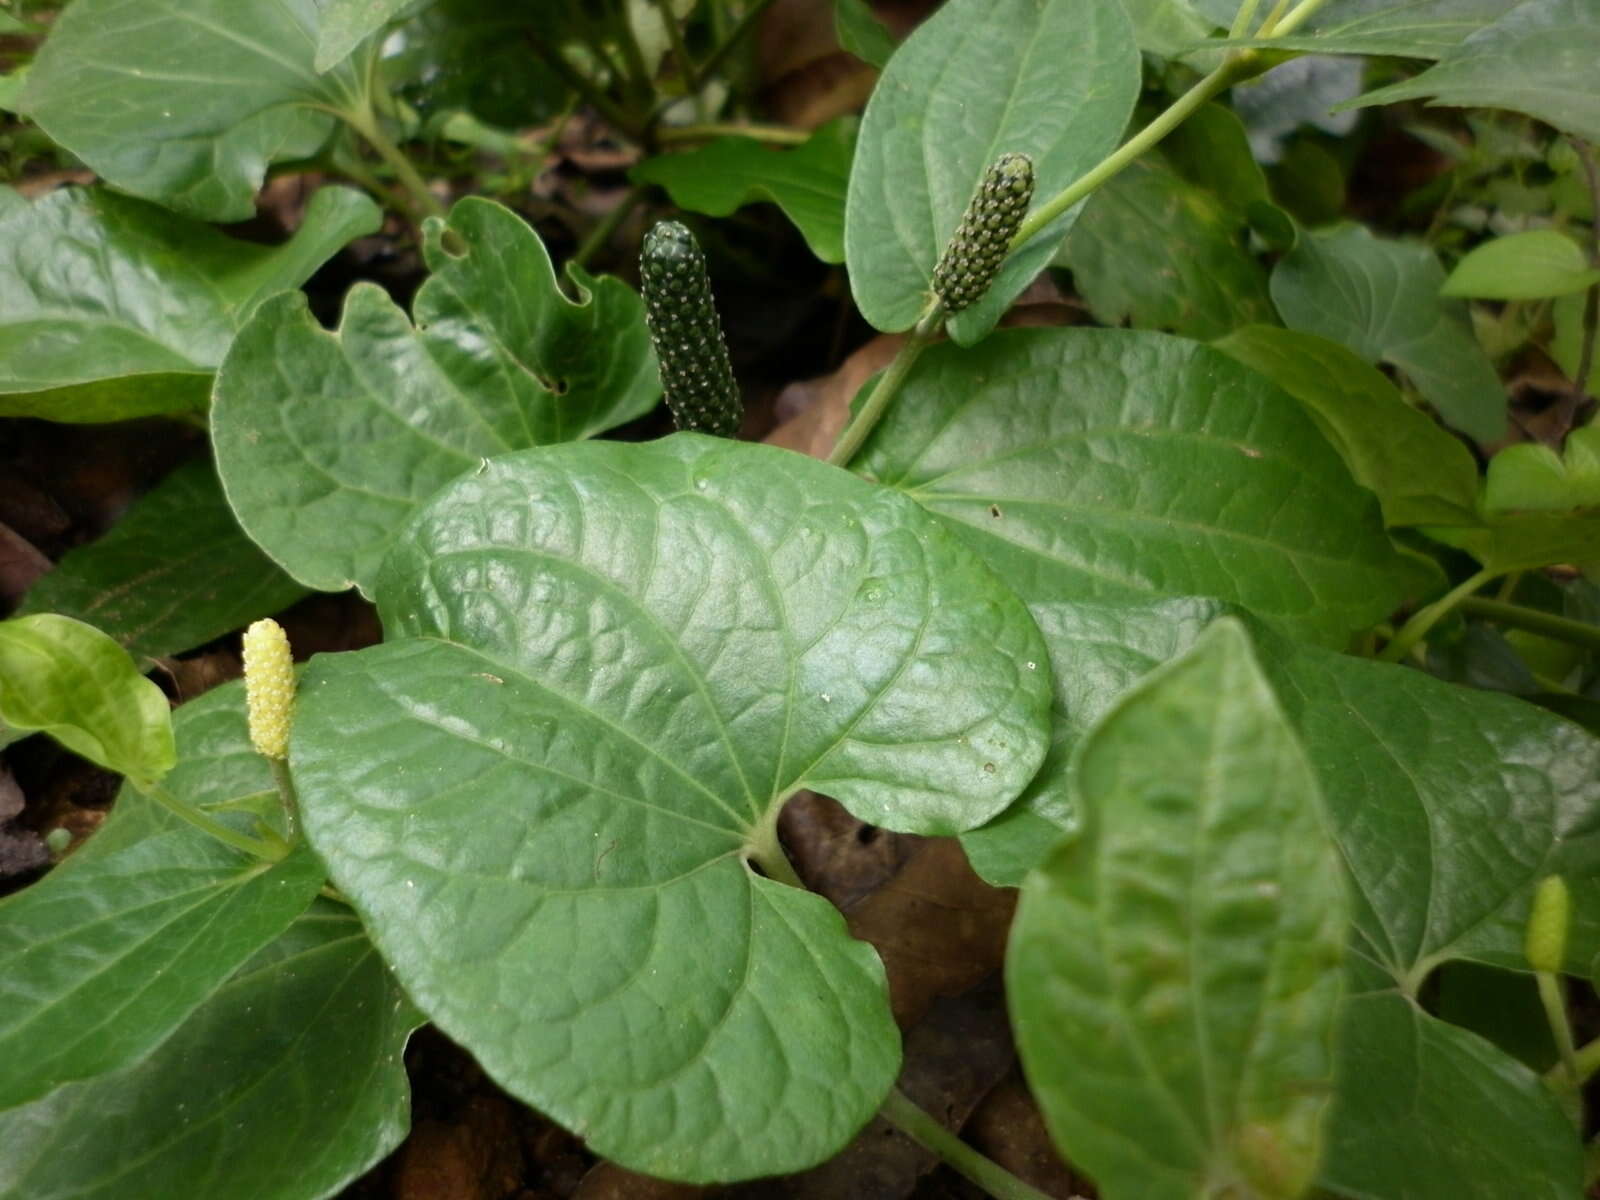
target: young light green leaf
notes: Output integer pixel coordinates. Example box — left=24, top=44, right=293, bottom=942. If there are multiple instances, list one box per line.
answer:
left=0, top=186, right=380, bottom=422
left=0, top=904, right=420, bottom=1200
left=1213, top=325, right=1482, bottom=526
left=213, top=197, right=658, bottom=596
left=316, top=0, right=414, bottom=72
left=1348, top=0, right=1600, bottom=144
left=1442, top=229, right=1600, bottom=300
left=632, top=119, right=856, bottom=263
left=1483, top=425, right=1600, bottom=513
left=1426, top=512, right=1600, bottom=575
left=21, top=0, right=366, bottom=222
left=292, top=435, right=1053, bottom=1182
left=1270, top=224, right=1507, bottom=442
left=0, top=614, right=173, bottom=789
left=1204, top=0, right=1516, bottom=58
left=835, top=0, right=897, bottom=68
left=1009, top=620, right=1346, bottom=1200
left=18, top=460, right=307, bottom=662
left=1320, top=991, right=1583, bottom=1199
left=850, top=327, right=1417, bottom=646
left=1553, top=290, right=1590, bottom=390
left=845, top=0, right=1139, bottom=345
left=0, top=836, right=322, bottom=1111
left=1060, top=156, right=1274, bottom=339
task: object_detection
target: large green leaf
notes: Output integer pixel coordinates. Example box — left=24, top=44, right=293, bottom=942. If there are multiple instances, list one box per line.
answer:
left=963, top=599, right=1600, bottom=980
left=20, top=0, right=368, bottom=222
left=0, top=835, right=322, bottom=1110
left=0, top=902, right=419, bottom=1200
left=1061, top=155, right=1274, bottom=339
left=0, top=185, right=379, bottom=422
left=844, top=0, right=1139, bottom=345
left=212, top=197, right=658, bottom=596
left=0, top=614, right=173, bottom=789
left=292, top=435, right=1053, bottom=1182
left=317, top=0, right=415, bottom=72
left=1270, top=225, right=1507, bottom=442
left=18, top=460, right=307, bottom=662
left=1442, top=228, right=1600, bottom=300
left=850, top=327, right=1415, bottom=645
left=1349, top=0, right=1600, bottom=143
left=1205, top=0, right=1517, bottom=58
left=1319, top=991, right=1582, bottom=1199
left=1009, top=620, right=1346, bottom=1200
left=1213, top=325, right=1482, bottom=527
left=632, top=119, right=855, bottom=263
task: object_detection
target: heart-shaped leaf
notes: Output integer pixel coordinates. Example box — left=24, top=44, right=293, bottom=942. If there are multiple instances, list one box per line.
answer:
left=21, top=0, right=369, bottom=222
left=292, top=435, right=1053, bottom=1181
left=1269, top=225, right=1507, bottom=442
left=1213, top=325, right=1482, bottom=527
left=0, top=901, right=418, bottom=1200
left=0, top=185, right=379, bottom=422
left=1348, top=0, right=1600, bottom=143
left=849, top=327, right=1416, bottom=645
left=0, top=614, right=173, bottom=789
left=963, top=599, right=1600, bottom=979
left=0, top=834, right=322, bottom=1110
left=18, top=460, right=308, bottom=662
left=1442, top=229, right=1600, bottom=300
left=1009, top=620, right=1346, bottom=1200
left=632, top=120, right=856, bottom=263
left=1319, top=991, right=1583, bottom=1199
left=844, top=0, right=1140, bottom=345
left=212, top=197, right=658, bottom=596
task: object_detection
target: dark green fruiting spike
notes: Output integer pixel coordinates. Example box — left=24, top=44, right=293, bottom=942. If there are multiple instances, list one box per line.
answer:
left=930, top=152, right=1035, bottom=314
left=640, top=221, right=742, bottom=437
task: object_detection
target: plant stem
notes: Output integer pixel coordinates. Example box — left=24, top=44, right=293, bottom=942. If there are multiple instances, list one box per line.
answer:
left=1556, top=1034, right=1600, bottom=1088
left=527, top=33, right=647, bottom=142
left=656, top=121, right=809, bottom=145
left=1262, top=0, right=1334, bottom=36
left=269, top=757, right=300, bottom=842
left=143, top=784, right=287, bottom=862
left=827, top=301, right=944, bottom=467
left=1459, top=596, right=1600, bottom=652
left=1229, top=0, right=1263, bottom=38
left=344, top=106, right=446, bottom=221
left=879, top=1088, right=1064, bottom=1200
left=1538, top=970, right=1582, bottom=1092
left=571, top=185, right=648, bottom=271
left=653, top=0, right=702, bottom=100
left=696, top=0, right=778, bottom=87
left=610, top=0, right=658, bottom=103
left=1378, top=567, right=1498, bottom=664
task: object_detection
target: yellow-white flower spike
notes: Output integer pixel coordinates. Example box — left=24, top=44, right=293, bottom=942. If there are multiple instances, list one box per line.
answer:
left=1525, top=874, right=1570, bottom=974
left=243, top=618, right=295, bottom=761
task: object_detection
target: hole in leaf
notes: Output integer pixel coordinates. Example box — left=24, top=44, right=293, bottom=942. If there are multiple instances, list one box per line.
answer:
left=437, top=229, right=468, bottom=259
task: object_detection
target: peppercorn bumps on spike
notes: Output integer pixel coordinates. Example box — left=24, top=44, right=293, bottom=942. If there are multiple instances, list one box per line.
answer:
left=640, top=221, right=742, bottom=437
left=243, top=618, right=294, bottom=760
left=931, top=152, right=1035, bottom=314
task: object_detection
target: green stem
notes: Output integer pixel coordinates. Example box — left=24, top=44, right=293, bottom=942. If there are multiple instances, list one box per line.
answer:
left=610, top=0, right=657, bottom=102
left=1378, top=567, right=1498, bottom=664
left=1458, top=596, right=1600, bottom=652
left=527, top=34, right=646, bottom=142
left=826, top=301, right=944, bottom=468
left=1538, top=971, right=1582, bottom=1093
left=1261, top=0, right=1333, bottom=36
left=653, top=0, right=702, bottom=98
left=570, top=185, right=648, bottom=271
left=744, top=805, right=804, bottom=889
left=142, top=785, right=286, bottom=862
left=1229, top=0, right=1263, bottom=38
left=879, top=1089, right=1063, bottom=1200
left=697, top=0, right=779, bottom=86
left=343, top=106, right=445, bottom=220
left=656, top=121, right=808, bottom=145
left=269, top=757, right=300, bottom=843
left=1558, top=1035, right=1600, bottom=1088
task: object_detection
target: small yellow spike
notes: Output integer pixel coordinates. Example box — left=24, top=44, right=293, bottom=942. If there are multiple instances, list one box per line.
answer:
left=243, top=618, right=295, bottom=760
left=1525, top=875, right=1570, bottom=974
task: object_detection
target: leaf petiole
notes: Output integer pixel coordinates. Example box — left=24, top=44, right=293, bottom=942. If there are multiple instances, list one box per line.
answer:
left=1379, top=567, right=1499, bottom=663
left=141, top=783, right=287, bottom=862
left=878, top=1087, right=1064, bottom=1200
left=827, top=299, right=944, bottom=467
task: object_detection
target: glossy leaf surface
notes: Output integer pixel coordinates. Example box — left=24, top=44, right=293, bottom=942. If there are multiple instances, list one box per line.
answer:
left=845, top=0, right=1139, bottom=344
left=1319, top=991, right=1583, bottom=1199
left=0, top=614, right=173, bottom=789
left=632, top=120, right=855, bottom=263
left=21, top=0, right=363, bottom=221
left=0, top=186, right=379, bottom=421
left=0, top=835, right=321, bottom=1110
left=1270, top=225, right=1506, bottom=442
left=1214, top=325, right=1481, bottom=527
left=292, top=436, right=1052, bottom=1182
left=1350, top=0, right=1600, bottom=143
left=1010, top=621, right=1345, bottom=1200
left=19, top=460, right=307, bottom=662
left=850, top=327, right=1414, bottom=645
left=213, top=197, right=657, bottom=595
left=0, top=903, right=417, bottom=1200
